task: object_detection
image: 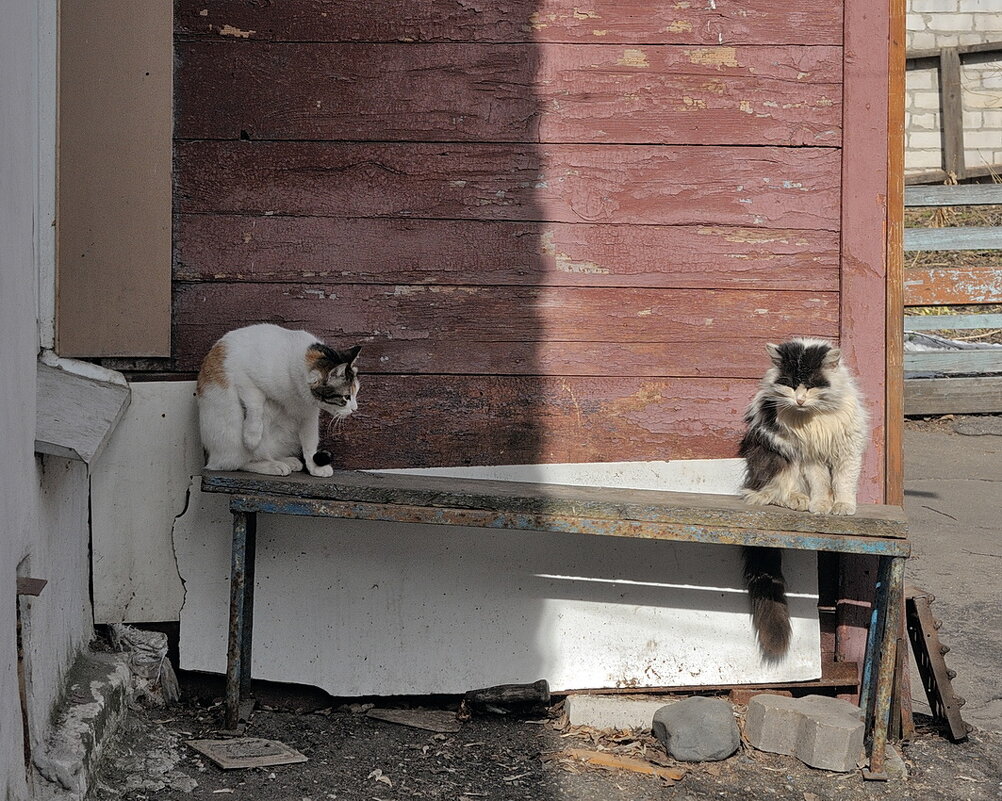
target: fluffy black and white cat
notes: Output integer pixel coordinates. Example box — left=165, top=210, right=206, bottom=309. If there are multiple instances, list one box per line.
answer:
left=197, top=324, right=361, bottom=477
left=738, top=338, right=867, bottom=658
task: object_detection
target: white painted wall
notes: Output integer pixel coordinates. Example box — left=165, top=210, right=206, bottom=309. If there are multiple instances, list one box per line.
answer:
left=93, top=382, right=821, bottom=696
left=1, top=3, right=94, bottom=797
left=91, top=383, right=199, bottom=623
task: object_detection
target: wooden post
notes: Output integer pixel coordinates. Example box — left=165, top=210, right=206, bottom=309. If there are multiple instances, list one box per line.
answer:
left=885, top=0, right=905, bottom=509
left=939, top=47, right=965, bottom=181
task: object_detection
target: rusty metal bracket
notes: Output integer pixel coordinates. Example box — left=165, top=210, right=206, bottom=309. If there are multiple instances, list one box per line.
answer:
left=906, top=586, right=970, bottom=741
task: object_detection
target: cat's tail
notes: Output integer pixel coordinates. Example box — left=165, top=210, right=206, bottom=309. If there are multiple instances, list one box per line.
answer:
left=742, top=546, right=791, bottom=659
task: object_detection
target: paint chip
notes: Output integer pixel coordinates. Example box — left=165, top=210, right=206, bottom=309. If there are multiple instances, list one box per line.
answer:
left=218, top=24, right=255, bottom=38
left=617, top=49, right=650, bottom=68
left=684, top=47, right=739, bottom=68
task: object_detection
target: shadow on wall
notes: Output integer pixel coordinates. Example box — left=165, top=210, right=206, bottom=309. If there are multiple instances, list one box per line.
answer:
left=173, top=1, right=554, bottom=469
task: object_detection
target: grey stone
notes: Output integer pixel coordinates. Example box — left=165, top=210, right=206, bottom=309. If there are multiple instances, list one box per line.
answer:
left=564, top=693, right=677, bottom=730
left=651, top=696, right=740, bottom=762
left=744, top=694, right=864, bottom=773
left=883, top=744, right=908, bottom=780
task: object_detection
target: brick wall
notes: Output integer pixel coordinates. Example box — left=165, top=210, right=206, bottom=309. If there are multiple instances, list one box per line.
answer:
left=906, top=0, right=1002, bottom=178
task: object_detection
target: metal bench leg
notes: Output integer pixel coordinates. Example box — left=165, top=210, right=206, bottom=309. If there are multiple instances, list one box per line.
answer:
left=225, top=507, right=256, bottom=730
left=867, top=555, right=905, bottom=777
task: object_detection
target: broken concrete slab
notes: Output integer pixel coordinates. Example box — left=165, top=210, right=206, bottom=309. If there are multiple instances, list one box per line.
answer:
left=651, top=696, right=740, bottom=762
left=744, top=694, right=864, bottom=773
left=33, top=651, right=132, bottom=800
left=564, top=694, right=676, bottom=730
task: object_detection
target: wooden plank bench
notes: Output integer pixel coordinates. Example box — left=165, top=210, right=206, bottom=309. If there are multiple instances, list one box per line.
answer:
left=201, top=470, right=909, bottom=774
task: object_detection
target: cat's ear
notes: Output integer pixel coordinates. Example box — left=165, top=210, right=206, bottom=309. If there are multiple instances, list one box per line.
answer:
left=765, top=343, right=782, bottom=365
left=345, top=345, right=361, bottom=365
left=823, top=347, right=842, bottom=368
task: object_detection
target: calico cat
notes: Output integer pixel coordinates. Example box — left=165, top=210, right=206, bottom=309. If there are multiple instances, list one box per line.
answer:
left=197, top=324, right=361, bottom=477
left=738, top=338, right=867, bottom=658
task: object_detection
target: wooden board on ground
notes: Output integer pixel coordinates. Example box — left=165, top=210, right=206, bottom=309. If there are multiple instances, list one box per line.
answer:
left=903, top=265, right=1002, bottom=306
left=187, top=737, right=307, bottom=770
left=366, top=708, right=463, bottom=733
left=904, top=376, right=1002, bottom=416
left=904, top=184, right=1002, bottom=207
left=559, top=749, right=685, bottom=782
left=904, top=227, right=1002, bottom=252
left=904, top=314, right=1002, bottom=331
left=904, top=350, right=1002, bottom=376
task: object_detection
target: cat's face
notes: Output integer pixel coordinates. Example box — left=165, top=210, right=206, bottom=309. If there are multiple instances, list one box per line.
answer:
left=764, top=340, right=842, bottom=413
left=306, top=344, right=361, bottom=418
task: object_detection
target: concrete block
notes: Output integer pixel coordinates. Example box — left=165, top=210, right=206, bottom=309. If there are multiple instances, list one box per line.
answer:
left=908, top=131, right=945, bottom=149
left=906, top=70, right=936, bottom=91
left=564, top=694, right=675, bottom=730
left=908, top=113, right=939, bottom=130
left=911, top=90, right=943, bottom=110
left=744, top=694, right=864, bottom=773
left=33, top=651, right=132, bottom=800
left=651, top=697, right=740, bottom=762
left=928, top=13, right=975, bottom=32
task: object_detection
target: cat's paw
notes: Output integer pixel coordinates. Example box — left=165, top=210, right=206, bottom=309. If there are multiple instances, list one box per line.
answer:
left=308, top=464, right=334, bottom=478
left=741, top=489, right=773, bottom=506
left=780, top=492, right=810, bottom=512
left=279, top=456, right=304, bottom=472
left=830, top=500, right=857, bottom=516
left=809, top=498, right=834, bottom=515
left=244, top=460, right=292, bottom=476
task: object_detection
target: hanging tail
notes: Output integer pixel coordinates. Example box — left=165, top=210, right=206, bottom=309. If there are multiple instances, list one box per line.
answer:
left=742, top=546, right=791, bottom=659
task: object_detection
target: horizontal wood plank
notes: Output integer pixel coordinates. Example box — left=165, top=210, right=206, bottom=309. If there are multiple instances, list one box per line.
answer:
left=174, top=282, right=837, bottom=376
left=202, top=470, right=907, bottom=539
left=303, top=375, right=755, bottom=466
left=175, top=215, right=840, bottom=291
left=903, top=265, right=1002, bottom=306
left=904, top=376, right=1002, bottom=415
left=904, top=314, right=1002, bottom=331
left=176, top=143, right=841, bottom=229
left=904, top=184, right=1002, bottom=207
left=904, top=350, right=1002, bottom=375
left=904, top=166, right=1002, bottom=186
left=176, top=42, right=841, bottom=146
left=175, top=0, right=842, bottom=45
left=904, top=227, right=1002, bottom=252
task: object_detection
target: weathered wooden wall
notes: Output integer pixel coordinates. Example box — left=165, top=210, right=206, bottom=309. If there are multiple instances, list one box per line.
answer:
left=173, top=0, right=854, bottom=470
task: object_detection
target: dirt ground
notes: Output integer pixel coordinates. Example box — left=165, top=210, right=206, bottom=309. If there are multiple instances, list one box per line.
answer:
left=91, top=691, right=1002, bottom=801
left=91, top=417, right=1002, bottom=801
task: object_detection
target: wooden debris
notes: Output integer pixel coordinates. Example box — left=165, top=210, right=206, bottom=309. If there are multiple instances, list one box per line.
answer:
left=459, top=680, right=550, bottom=718
left=366, top=708, right=462, bottom=733
left=187, top=737, right=307, bottom=770
left=560, top=748, right=685, bottom=782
